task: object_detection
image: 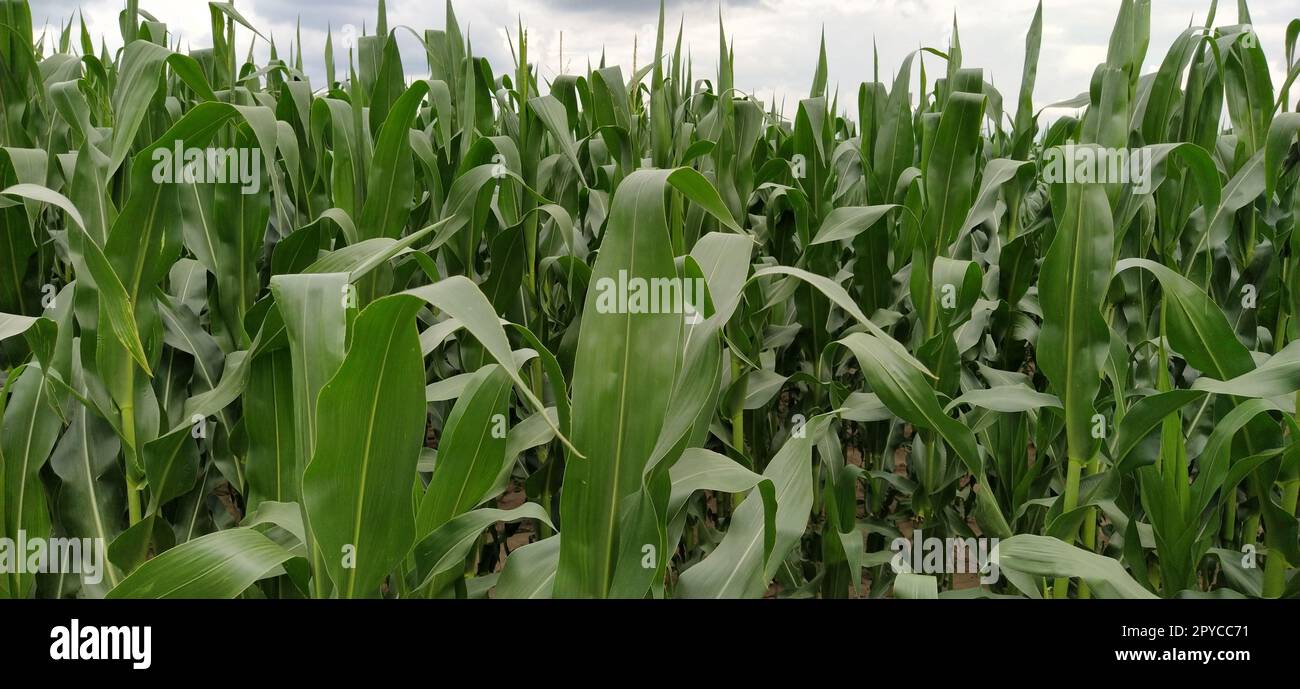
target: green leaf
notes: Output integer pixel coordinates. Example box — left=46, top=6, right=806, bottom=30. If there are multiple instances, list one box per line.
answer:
left=893, top=573, right=940, bottom=599
left=1115, top=259, right=1254, bottom=379
left=410, top=503, right=553, bottom=590
left=809, top=205, right=898, bottom=245
left=675, top=416, right=829, bottom=598
left=1193, top=339, right=1300, bottom=399
left=495, top=535, right=561, bottom=599
left=994, top=534, right=1158, bottom=599
left=837, top=332, right=1010, bottom=537
left=1039, top=181, right=1113, bottom=461
left=358, top=81, right=429, bottom=240
left=2, top=365, right=61, bottom=598
left=301, top=295, right=427, bottom=598
left=106, top=528, right=292, bottom=599
left=555, top=170, right=689, bottom=598
left=416, top=363, right=513, bottom=536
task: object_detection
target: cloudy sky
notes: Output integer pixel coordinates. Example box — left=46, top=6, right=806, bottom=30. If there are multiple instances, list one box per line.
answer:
left=31, top=0, right=1298, bottom=119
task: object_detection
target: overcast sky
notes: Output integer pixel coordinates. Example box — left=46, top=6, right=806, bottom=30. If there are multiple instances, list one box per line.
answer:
left=31, top=0, right=1298, bottom=120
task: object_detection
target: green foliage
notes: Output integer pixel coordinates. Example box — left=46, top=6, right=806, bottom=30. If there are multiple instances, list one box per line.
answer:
left=2, top=0, right=1300, bottom=600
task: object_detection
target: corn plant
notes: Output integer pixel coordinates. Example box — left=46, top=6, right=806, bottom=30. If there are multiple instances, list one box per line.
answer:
left=1, top=0, right=1299, bottom=600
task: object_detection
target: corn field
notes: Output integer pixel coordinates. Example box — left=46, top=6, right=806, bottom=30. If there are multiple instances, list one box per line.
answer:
left=1, top=0, right=1299, bottom=601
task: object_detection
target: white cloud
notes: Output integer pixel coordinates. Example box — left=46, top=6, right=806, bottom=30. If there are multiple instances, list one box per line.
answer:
left=32, top=0, right=1299, bottom=120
